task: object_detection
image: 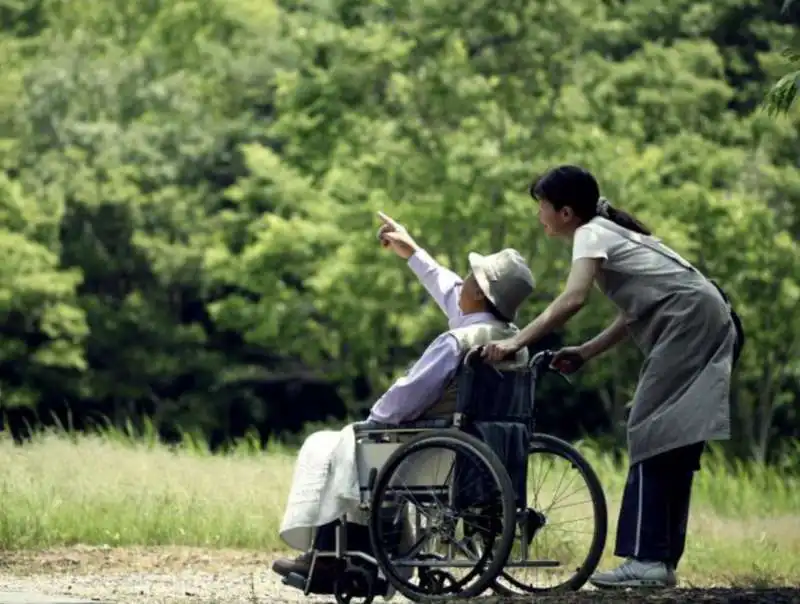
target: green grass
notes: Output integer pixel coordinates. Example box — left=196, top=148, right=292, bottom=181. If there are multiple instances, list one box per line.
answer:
left=1, top=426, right=798, bottom=587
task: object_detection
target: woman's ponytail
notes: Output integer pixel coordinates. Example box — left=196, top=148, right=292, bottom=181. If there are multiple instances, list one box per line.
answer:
left=597, top=196, right=652, bottom=236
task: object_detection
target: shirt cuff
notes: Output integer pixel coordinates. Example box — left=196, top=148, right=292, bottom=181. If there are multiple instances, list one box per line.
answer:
left=407, top=248, right=436, bottom=275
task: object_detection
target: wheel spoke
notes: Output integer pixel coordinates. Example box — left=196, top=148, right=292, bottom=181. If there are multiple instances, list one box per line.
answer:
left=492, top=434, right=608, bottom=595
left=368, top=432, right=517, bottom=602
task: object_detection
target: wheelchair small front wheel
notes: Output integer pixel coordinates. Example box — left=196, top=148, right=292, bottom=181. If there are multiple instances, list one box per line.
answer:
left=334, top=566, right=375, bottom=604
left=419, top=569, right=458, bottom=594
left=368, top=430, right=516, bottom=602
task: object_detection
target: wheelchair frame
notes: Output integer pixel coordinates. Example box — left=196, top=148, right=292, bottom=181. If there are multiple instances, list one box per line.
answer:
left=281, top=348, right=608, bottom=604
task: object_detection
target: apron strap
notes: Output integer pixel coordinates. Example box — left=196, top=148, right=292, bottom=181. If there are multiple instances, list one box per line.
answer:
left=591, top=218, right=699, bottom=274
left=592, top=218, right=738, bottom=318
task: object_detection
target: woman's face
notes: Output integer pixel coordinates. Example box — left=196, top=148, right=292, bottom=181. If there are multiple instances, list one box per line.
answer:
left=537, top=198, right=577, bottom=238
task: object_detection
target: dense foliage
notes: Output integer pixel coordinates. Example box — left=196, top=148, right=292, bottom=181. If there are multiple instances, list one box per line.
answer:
left=764, top=0, right=799, bottom=114
left=0, top=0, right=798, bottom=464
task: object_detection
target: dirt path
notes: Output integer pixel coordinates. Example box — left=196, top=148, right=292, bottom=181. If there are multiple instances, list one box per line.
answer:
left=0, top=547, right=797, bottom=604
left=0, top=546, right=322, bottom=604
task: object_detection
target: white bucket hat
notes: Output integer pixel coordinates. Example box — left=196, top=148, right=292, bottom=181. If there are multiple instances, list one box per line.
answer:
left=468, top=249, right=535, bottom=321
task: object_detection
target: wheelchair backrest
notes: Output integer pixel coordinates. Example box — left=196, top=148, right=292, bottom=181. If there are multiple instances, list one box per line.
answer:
left=454, top=349, right=533, bottom=424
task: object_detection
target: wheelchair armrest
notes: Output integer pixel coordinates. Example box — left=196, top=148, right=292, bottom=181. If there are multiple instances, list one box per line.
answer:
left=354, top=419, right=453, bottom=431
left=352, top=418, right=454, bottom=442
left=352, top=420, right=387, bottom=433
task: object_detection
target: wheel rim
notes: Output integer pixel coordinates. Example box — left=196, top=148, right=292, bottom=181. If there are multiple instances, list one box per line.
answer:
left=368, top=433, right=516, bottom=601
left=493, top=435, right=607, bottom=593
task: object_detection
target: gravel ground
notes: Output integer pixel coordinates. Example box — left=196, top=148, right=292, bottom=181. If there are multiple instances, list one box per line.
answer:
left=0, top=547, right=326, bottom=604
left=0, top=547, right=798, bottom=604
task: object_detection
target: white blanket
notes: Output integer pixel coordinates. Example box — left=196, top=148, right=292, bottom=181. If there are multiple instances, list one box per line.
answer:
left=279, top=424, right=367, bottom=551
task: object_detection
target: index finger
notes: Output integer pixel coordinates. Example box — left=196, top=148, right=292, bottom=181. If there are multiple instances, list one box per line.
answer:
left=377, top=211, right=400, bottom=228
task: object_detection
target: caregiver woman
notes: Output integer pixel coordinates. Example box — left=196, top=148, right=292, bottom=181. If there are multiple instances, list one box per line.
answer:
left=483, top=165, right=738, bottom=589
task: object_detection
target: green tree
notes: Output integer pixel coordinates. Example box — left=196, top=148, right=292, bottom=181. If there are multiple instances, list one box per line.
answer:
left=763, top=0, right=799, bottom=115
left=0, top=174, right=87, bottom=409
left=0, top=0, right=797, bottom=460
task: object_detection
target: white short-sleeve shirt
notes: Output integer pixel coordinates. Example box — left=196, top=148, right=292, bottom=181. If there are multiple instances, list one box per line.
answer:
left=572, top=217, right=688, bottom=278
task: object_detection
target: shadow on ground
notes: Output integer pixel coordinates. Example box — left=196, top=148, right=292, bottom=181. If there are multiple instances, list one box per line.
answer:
left=480, top=588, right=800, bottom=604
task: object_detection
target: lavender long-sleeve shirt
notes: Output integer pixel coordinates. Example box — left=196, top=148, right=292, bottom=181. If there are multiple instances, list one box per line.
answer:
left=367, top=249, right=498, bottom=424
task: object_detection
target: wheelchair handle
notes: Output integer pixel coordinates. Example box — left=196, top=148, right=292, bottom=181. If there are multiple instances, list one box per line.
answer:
left=464, top=344, right=524, bottom=367
left=529, top=350, right=555, bottom=368
left=529, top=350, right=572, bottom=385
left=464, top=347, right=572, bottom=385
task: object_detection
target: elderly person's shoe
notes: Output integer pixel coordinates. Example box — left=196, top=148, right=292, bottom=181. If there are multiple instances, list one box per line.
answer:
left=272, top=552, right=312, bottom=577
left=271, top=552, right=339, bottom=579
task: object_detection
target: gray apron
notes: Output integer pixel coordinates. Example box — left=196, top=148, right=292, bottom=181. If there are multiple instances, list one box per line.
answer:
left=593, top=220, right=736, bottom=466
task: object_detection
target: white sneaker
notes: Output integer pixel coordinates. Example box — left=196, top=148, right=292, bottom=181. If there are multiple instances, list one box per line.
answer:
left=590, top=558, right=676, bottom=589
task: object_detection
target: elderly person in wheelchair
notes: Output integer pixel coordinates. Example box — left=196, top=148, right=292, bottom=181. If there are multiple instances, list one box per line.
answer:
left=271, top=213, right=535, bottom=592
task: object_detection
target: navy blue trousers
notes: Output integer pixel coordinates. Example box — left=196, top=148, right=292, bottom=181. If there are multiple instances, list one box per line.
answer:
left=614, top=442, right=705, bottom=569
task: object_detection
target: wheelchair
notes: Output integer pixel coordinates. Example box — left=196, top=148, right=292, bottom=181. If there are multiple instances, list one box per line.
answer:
left=281, top=348, right=608, bottom=603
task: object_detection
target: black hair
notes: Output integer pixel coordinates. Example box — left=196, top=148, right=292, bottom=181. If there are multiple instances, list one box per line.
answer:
left=530, top=165, right=651, bottom=236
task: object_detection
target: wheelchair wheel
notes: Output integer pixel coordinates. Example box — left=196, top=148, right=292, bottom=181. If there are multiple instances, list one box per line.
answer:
left=491, top=432, right=608, bottom=594
left=367, top=430, right=516, bottom=602
left=334, top=566, right=375, bottom=604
